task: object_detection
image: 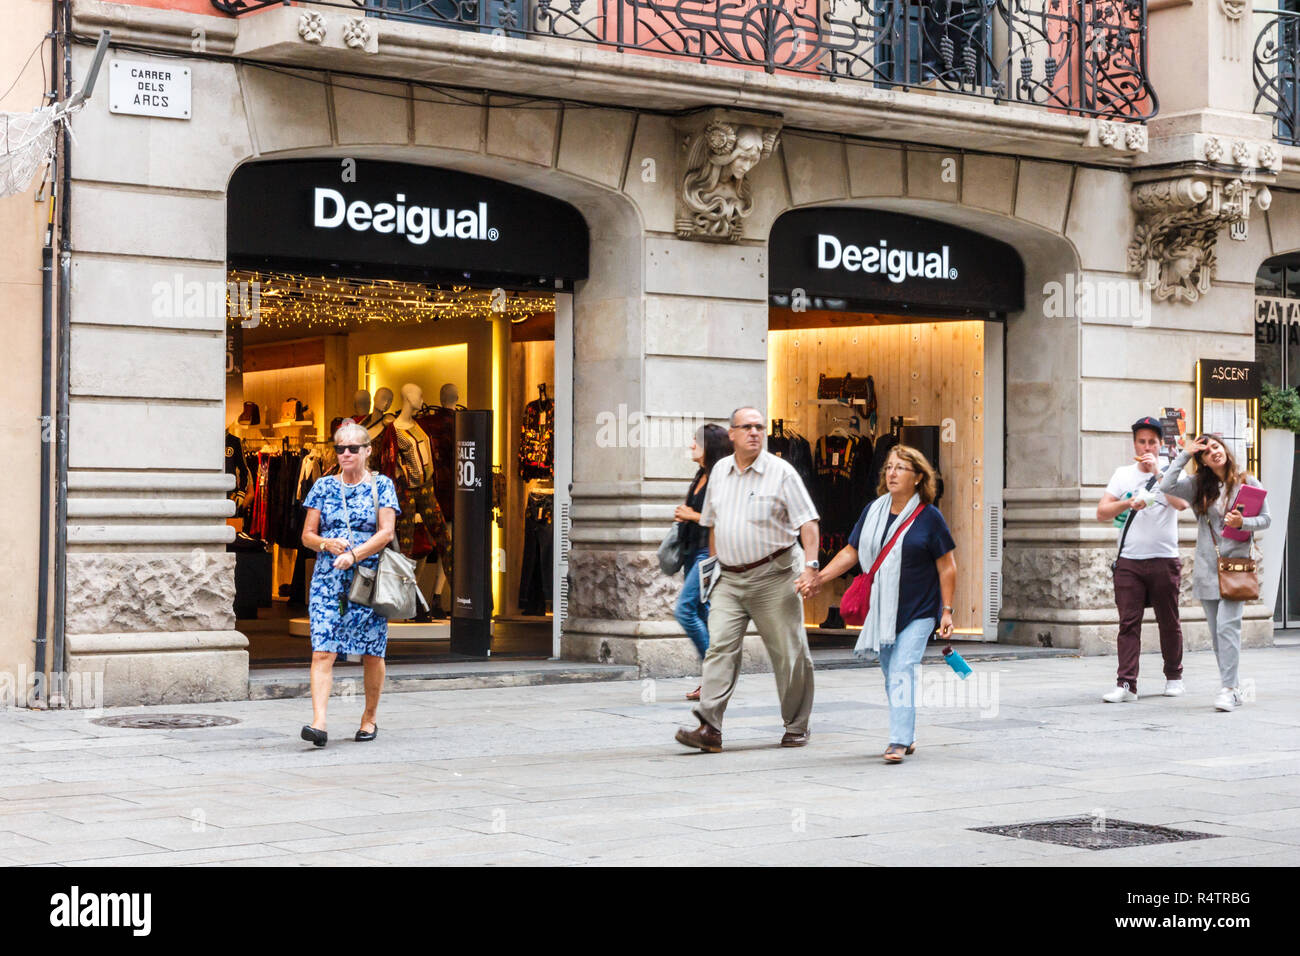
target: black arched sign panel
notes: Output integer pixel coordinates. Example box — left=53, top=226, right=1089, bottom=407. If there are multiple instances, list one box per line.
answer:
left=770, top=207, right=1025, bottom=316
left=228, top=159, right=589, bottom=289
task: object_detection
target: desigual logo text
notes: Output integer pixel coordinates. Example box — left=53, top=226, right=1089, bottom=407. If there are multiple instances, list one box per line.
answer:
left=816, top=234, right=957, bottom=283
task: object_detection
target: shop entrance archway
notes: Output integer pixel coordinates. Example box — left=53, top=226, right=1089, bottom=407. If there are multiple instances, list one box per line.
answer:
left=224, top=159, right=588, bottom=662
left=767, top=206, right=1024, bottom=640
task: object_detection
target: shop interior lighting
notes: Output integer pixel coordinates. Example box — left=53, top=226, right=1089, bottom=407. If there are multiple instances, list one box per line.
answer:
left=226, top=270, right=548, bottom=331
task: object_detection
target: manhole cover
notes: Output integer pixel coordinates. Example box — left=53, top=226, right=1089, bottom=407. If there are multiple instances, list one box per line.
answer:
left=91, top=714, right=241, bottom=730
left=972, top=817, right=1218, bottom=851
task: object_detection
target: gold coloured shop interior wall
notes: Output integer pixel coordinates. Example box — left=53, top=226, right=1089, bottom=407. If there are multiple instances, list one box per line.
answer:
left=225, top=275, right=561, bottom=664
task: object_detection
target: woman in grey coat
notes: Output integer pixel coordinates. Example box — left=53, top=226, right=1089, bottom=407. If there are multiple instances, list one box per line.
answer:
left=1159, top=435, right=1270, bottom=712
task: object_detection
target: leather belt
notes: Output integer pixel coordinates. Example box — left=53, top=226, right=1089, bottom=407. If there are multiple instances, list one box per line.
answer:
left=720, top=543, right=796, bottom=574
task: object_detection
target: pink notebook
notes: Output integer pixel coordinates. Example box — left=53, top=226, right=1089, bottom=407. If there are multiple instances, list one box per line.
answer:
left=1223, top=485, right=1266, bottom=541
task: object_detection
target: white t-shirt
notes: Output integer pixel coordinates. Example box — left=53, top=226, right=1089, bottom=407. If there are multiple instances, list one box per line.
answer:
left=1105, top=463, right=1179, bottom=560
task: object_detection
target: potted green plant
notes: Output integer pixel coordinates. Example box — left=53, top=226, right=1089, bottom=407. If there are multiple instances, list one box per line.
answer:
left=1258, top=382, right=1300, bottom=611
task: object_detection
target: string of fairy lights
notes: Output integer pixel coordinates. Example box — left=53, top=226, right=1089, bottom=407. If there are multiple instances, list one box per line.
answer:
left=225, top=270, right=551, bottom=331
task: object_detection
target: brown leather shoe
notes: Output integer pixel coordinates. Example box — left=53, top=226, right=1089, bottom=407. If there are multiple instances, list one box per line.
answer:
left=675, top=722, right=722, bottom=753
left=685, top=686, right=701, bottom=701
left=780, top=730, right=810, bottom=747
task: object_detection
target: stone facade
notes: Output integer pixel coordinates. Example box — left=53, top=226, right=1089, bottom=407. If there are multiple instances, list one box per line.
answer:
left=25, top=0, right=1296, bottom=703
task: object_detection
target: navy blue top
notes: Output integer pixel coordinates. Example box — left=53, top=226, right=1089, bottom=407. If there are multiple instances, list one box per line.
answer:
left=848, top=503, right=956, bottom=634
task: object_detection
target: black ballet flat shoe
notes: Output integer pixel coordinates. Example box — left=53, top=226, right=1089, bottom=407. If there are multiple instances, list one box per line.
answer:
left=355, top=725, right=378, bottom=742
left=300, top=725, right=327, bottom=747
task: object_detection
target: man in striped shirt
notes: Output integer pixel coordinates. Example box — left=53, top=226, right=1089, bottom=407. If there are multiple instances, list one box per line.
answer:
left=675, top=406, right=821, bottom=753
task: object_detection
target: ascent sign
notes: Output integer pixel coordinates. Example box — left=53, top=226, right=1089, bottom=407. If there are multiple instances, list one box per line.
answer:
left=109, top=60, right=191, bottom=120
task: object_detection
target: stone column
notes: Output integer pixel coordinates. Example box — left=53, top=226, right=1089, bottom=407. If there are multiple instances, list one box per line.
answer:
left=562, top=109, right=784, bottom=676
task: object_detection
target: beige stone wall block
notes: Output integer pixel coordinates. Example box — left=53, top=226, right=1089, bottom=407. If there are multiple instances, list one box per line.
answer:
left=67, top=646, right=248, bottom=707
left=72, top=187, right=225, bottom=262
left=574, top=358, right=644, bottom=484
left=1080, top=380, right=1195, bottom=433
left=72, top=327, right=224, bottom=402
left=905, top=149, right=961, bottom=202
left=413, top=91, right=484, bottom=152
left=333, top=78, right=410, bottom=146
left=70, top=53, right=253, bottom=192
left=782, top=134, right=848, bottom=207
left=645, top=437, right=715, bottom=482
left=72, top=260, right=230, bottom=333
left=567, top=550, right=678, bottom=622
left=1214, top=220, right=1275, bottom=286
left=743, top=147, right=791, bottom=242
left=644, top=238, right=766, bottom=298
left=621, top=115, right=676, bottom=233
left=961, top=154, right=1016, bottom=215
left=240, top=67, right=332, bottom=155
left=1014, top=161, right=1072, bottom=233
left=1142, top=293, right=1258, bottom=335
left=846, top=144, right=904, bottom=198
left=644, top=354, right=765, bottom=423
left=644, top=296, right=768, bottom=361
left=1065, top=167, right=1133, bottom=273
left=557, top=108, right=635, bottom=188
left=70, top=399, right=225, bottom=470
left=1080, top=324, right=1253, bottom=382
left=486, top=104, right=560, bottom=167
left=1267, top=191, right=1300, bottom=255
left=66, top=551, right=237, bottom=635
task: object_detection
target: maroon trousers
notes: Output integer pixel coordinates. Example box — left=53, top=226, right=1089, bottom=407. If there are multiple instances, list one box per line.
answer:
left=1113, top=557, right=1184, bottom=693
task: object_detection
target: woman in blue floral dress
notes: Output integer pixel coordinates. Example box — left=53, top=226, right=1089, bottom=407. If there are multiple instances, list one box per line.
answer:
left=299, top=422, right=401, bottom=747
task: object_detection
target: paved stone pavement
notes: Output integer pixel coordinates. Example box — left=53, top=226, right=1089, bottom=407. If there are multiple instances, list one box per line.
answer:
left=1, top=647, right=1298, bottom=866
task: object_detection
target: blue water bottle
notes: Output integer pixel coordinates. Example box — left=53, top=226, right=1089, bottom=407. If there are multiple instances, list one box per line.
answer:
left=942, top=646, right=972, bottom=680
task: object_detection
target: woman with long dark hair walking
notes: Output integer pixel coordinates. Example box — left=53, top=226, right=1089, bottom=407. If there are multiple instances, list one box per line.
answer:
left=1159, top=435, right=1270, bottom=712
left=674, top=423, right=733, bottom=701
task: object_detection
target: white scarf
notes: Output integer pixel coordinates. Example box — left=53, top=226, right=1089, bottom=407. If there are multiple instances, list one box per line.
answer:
left=852, top=492, right=924, bottom=659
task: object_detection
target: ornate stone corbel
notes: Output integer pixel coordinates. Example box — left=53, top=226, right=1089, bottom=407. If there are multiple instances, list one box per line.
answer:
left=298, top=11, right=326, bottom=44
left=674, top=110, right=782, bottom=242
left=1128, top=175, right=1272, bottom=304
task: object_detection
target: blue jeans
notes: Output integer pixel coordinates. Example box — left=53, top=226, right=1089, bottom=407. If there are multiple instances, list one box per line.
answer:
left=878, top=616, right=936, bottom=747
left=674, top=549, right=712, bottom=658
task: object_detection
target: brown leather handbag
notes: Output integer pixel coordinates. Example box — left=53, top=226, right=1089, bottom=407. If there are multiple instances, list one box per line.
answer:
left=1210, top=525, right=1259, bottom=602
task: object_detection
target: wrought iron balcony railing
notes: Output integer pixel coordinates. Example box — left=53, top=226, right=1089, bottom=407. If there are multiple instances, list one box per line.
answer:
left=1255, top=7, right=1300, bottom=146
left=211, top=0, right=1157, bottom=122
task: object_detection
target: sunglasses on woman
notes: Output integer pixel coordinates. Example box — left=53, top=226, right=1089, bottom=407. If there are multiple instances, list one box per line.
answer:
left=334, top=444, right=368, bottom=455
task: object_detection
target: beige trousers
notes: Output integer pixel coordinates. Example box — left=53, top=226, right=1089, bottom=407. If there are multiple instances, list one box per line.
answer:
left=692, top=548, right=815, bottom=736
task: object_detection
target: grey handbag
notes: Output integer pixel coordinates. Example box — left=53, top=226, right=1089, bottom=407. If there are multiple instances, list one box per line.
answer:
left=339, top=477, right=429, bottom=620
left=658, top=522, right=687, bottom=575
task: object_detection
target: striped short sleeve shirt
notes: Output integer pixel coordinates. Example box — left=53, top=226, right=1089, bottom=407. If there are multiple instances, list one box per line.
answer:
left=699, top=451, right=819, bottom=567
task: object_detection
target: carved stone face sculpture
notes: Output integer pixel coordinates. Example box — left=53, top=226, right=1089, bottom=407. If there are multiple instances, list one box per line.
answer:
left=1167, top=245, right=1203, bottom=282
left=726, top=129, right=766, bottom=181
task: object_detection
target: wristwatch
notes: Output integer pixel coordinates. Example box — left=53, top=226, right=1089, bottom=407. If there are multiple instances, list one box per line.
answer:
left=806, top=560, right=820, bottom=570
left=942, top=605, right=955, bottom=613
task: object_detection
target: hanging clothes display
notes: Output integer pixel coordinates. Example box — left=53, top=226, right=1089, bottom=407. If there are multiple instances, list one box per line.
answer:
left=520, top=391, right=554, bottom=480
left=415, top=405, right=457, bottom=522
left=767, top=420, right=815, bottom=488
left=518, top=491, right=553, bottom=615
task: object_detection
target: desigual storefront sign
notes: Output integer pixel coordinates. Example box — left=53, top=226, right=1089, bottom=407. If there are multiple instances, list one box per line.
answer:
left=770, top=208, right=1025, bottom=315
left=228, top=159, right=589, bottom=284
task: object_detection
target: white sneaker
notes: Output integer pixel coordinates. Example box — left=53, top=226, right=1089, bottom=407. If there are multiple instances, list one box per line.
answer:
left=1213, top=687, right=1237, bottom=712
left=1103, top=685, right=1138, bottom=703
left=1164, top=680, right=1185, bottom=697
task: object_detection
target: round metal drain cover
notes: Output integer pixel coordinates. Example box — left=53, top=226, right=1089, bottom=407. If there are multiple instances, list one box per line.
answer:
left=91, top=713, right=241, bottom=730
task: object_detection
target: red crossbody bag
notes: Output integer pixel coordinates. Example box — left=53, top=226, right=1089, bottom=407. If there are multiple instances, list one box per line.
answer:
left=840, top=505, right=925, bottom=626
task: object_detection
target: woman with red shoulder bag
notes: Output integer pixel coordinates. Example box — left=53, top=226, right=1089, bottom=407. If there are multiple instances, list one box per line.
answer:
left=805, top=445, right=956, bottom=763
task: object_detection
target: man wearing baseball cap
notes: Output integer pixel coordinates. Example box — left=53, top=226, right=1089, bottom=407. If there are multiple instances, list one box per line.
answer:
left=1095, top=416, right=1190, bottom=702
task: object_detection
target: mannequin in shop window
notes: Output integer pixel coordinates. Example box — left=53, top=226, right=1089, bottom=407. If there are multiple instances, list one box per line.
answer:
left=351, top=389, right=372, bottom=425
left=391, top=383, right=454, bottom=601
left=362, top=387, right=394, bottom=436
left=414, top=383, right=460, bottom=619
